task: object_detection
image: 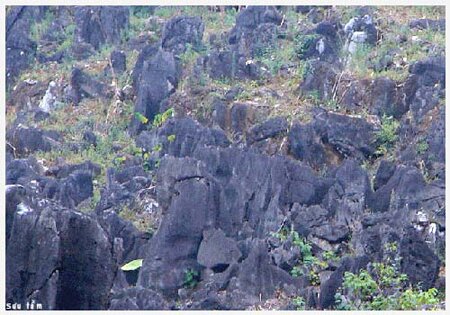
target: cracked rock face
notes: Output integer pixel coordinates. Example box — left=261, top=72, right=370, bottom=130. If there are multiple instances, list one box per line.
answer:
left=129, top=48, right=178, bottom=136
left=161, top=15, right=205, bottom=56
left=74, top=6, right=129, bottom=50
left=5, top=5, right=445, bottom=311
left=6, top=204, right=115, bottom=310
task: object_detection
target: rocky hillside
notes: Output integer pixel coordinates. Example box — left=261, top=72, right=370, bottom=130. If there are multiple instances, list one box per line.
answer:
left=5, top=6, right=445, bottom=310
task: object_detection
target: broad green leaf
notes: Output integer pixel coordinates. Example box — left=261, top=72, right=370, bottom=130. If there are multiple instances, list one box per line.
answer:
left=121, top=259, right=143, bottom=271
left=135, top=112, right=149, bottom=124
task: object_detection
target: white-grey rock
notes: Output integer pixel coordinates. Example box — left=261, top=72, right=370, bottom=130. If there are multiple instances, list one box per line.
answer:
left=39, top=81, right=57, bottom=113
left=344, top=17, right=359, bottom=35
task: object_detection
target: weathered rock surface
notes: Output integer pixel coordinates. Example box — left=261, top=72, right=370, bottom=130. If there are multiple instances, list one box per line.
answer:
left=129, top=48, right=178, bottom=135
left=161, top=16, right=205, bottom=55
left=288, top=110, right=378, bottom=165
left=197, top=228, right=242, bottom=270
left=74, top=6, right=129, bottom=50
left=6, top=7, right=46, bottom=88
left=4, top=5, right=446, bottom=311
left=206, top=6, right=284, bottom=80
left=65, top=68, right=110, bottom=105
left=110, top=50, right=127, bottom=75
left=6, top=202, right=115, bottom=310
left=409, top=18, right=445, bottom=31
left=7, top=125, right=62, bottom=156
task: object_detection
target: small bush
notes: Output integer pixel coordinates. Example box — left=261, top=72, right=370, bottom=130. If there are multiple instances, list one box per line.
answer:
left=255, top=40, right=296, bottom=75
left=375, top=115, right=400, bottom=155
left=347, top=44, right=373, bottom=78
left=275, top=231, right=325, bottom=285
left=30, top=11, right=55, bottom=41
left=153, top=108, right=174, bottom=128
left=167, top=134, right=176, bottom=143
left=294, top=34, right=319, bottom=59
left=135, top=112, right=149, bottom=124
left=292, top=296, right=306, bottom=310
left=323, top=250, right=339, bottom=263
left=183, top=269, right=200, bottom=289
left=335, top=261, right=442, bottom=310
left=416, top=139, right=429, bottom=155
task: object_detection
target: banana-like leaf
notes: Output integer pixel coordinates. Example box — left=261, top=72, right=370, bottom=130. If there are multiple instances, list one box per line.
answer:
left=121, top=259, right=143, bottom=271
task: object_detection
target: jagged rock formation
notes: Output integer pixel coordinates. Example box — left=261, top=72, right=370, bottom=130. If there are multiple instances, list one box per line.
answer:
left=74, top=6, right=129, bottom=50
left=5, top=5, right=446, bottom=311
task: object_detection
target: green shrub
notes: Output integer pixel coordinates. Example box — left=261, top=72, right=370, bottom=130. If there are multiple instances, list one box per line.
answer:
left=255, top=40, right=296, bottom=75
left=291, top=266, right=303, bottom=277
left=335, top=261, right=442, bottom=310
left=398, top=288, right=440, bottom=310
left=154, top=6, right=179, bottom=19
left=30, top=11, right=54, bottom=41
left=183, top=269, right=200, bottom=289
left=294, top=34, right=319, bottom=59
left=292, top=233, right=317, bottom=266
left=384, top=241, right=398, bottom=253
left=347, top=44, right=373, bottom=78
left=375, top=115, right=400, bottom=155
left=323, top=250, right=339, bottom=263
left=274, top=231, right=325, bottom=286
left=153, top=108, right=174, bottom=128
left=135, top=112, right=149, bottom=124
left=343, top=270, right=378, bottom=298
left=292, top=296, right=306, bottom=310
left=167, top=134, right=176, bottom=143
left=416, top=139, right=429, bottom=155
left=152, top=143, right=162, bottom=153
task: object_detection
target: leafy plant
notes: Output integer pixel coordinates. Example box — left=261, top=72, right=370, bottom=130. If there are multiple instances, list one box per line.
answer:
left=416, top=139, right=429, bottom=155
left=121, top=7, right=156, bottom=42
left=179, top=43, right=202, bottom=66
left=183, top=268, right=200, bottom=289
left=335, top=292, right=353, bottom=310
left=335, top=260, right=442, bottom=310
left=167, top=134, right=176, bottom=143
left=154, top=6, right=178, bottom=18
left=113, top=156, right=127, bottom=167
left=347, top=44, right=373, bottom=78
left=153, top=108, right=174, bottom=128
left=375, top=115, right=400, bottom=155
left=30, top=11, right=54, bottom=41
left=372, top=262, right=407, bottom=287
left=46, top=23, right=76, bottom=58
left=309, top=269, right=321, bottom=286
left=384, top=242, right=398, bottom=253
left=292, top=296, right=306, bottom=310
left=323, top=250, right=339, bottom=263
left=291, top=232, right=317, bottom=266
left=121, top=259, right=143, bottom=271
left=270, top=227, right=290, bottom=242
left=235, top=89, right=253, bottom=101
left=255, top=38, right=296, bottom=75
left=343, top=270, right=378, bottom=298
left=90, top=187, right=101, bottom=209
left=135, top=112, right=149, bottom=124
left=277, top=231, right=324, bottom=286
left=294, top=34, right=319, bottom=59
left=398, top=288, right=440, bottom=310
left=291, top=265, right=303, bottom=277
left=305, top=90, right=321, bottom=104
left=152, top=143, right=162, bottom=153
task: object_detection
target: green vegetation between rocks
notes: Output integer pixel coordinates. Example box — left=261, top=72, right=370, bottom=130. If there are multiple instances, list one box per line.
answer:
left=375, top=115, right=400, bottom=156
left=335, top=263, right=441, bottom=310
left=183, top=269, right=200, bottom=289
